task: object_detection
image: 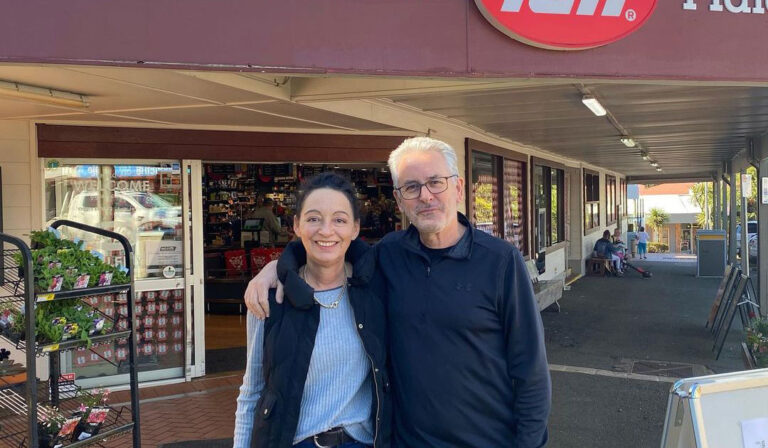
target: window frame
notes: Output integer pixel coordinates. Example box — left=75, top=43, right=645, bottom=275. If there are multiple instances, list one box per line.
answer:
left=531, top=157, right=566, bottom=252
left=584, top=169, right=601, bottom=234
left=466, top=139, right=529, bottom=256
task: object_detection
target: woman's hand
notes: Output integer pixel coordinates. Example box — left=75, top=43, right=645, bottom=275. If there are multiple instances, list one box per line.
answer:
left=244, top=260, right=284, bottom=319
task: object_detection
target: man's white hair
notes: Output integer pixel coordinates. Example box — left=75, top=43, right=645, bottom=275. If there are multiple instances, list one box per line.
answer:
left=387, top=137, right=460, bottom=187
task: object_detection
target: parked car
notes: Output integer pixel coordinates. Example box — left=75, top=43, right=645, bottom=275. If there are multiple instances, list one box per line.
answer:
left=58, top=190, right=182, bottom=241
left=748, top=233, right=758, bottom=260
left=736, top=220, right=758, bottom=256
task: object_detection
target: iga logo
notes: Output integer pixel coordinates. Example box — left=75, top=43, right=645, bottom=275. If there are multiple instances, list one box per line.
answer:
left=475, top=0, right=658, bottom=50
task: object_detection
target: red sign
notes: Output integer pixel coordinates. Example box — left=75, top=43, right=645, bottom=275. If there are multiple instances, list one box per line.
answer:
left=474, top=0, right=657, bottom=50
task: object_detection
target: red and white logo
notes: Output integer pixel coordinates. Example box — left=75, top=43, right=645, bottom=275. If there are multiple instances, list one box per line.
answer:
left=474, top=0, right=658, bottom=50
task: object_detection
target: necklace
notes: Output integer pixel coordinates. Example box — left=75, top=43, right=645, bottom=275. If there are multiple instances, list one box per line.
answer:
left=299, top=264, right=348, bottom=309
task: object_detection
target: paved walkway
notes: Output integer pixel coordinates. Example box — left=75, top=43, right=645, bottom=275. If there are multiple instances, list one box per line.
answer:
left=103, top=259, right=745, bottom=447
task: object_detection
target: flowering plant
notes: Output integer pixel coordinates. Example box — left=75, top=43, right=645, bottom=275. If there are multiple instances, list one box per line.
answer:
left=746, top=318, right=768, bottom=368
left=39, top=407, right=66, bottom=436
left=79, top=388, right=110, bottom=409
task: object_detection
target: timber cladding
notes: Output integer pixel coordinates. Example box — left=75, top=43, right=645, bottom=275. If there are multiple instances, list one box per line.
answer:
left=37, top=125, right=409, bottom=163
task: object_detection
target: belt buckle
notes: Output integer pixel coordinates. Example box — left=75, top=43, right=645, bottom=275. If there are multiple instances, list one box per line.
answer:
left=313, top=434, right=334, bottom=448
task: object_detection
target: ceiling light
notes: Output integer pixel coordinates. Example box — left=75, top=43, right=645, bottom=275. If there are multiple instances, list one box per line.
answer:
left=650, top=162, right=659, bottom=167
left=641, top=154, right=650, bottom=161
left=581, top=95, right=607, bottom=117
left=620, top=137, right=636, bottom=148
left=0, top=80, right=89, bottom=108
left=656, top=168, right=663, bottom=172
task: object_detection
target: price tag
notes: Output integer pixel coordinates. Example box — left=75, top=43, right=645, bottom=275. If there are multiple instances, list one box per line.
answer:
left=36, top=293, right=55, bottom=302
left=43, top=344, right=60, bottom=353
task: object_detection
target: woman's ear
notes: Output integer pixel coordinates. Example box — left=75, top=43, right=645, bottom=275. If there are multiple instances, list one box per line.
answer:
left=293, top=214, right=300, bottom=235
left=353, top=219, right=360, bottom=240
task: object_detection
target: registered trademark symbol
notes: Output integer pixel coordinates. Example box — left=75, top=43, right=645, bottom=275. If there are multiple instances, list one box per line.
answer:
left=625, top=9, right=637, bottom=21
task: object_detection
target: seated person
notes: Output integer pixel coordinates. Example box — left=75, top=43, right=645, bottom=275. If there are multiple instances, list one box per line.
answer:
left=594, top=229, right=623, bottom=275
left=612, top=228, right=627, bottom=259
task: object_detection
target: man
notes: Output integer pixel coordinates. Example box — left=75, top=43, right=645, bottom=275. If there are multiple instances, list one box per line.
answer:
left=594, top=229, right=622, bottom=275
left=250, top=197, right=282, bottom=244
left=246, top=137, right=551, bottom=447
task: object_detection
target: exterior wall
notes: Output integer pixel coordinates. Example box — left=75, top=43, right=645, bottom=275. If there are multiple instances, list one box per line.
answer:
left=0, top=121, right=35, bottom=242
left=1, top=2, right=767, bottom=82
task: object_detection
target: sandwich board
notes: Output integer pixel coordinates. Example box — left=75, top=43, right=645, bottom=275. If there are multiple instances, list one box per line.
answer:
left=661, top=368, right=768, bottom=448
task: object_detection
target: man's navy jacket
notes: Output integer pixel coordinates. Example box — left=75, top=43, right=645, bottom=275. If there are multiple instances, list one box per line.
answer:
left=376, top=213, right=551, bottom=448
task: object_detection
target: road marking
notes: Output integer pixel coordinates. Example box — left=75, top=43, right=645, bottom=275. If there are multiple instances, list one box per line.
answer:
left=550, top=363, right=678, bottom=383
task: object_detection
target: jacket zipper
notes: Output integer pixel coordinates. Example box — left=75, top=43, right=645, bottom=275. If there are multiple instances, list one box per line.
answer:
left=353, top=297, right=380, bottom=447
left=426, top=265, right=431, bottom=277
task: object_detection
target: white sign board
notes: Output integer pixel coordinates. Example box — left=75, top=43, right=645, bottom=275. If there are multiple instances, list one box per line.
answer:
left=743, top=174, right=753, bottom=198
left=144, top=240, right=183, bottom=266
left=741, top=417, right=768, bottom=448
left=762, top=177, right=768, bottom=205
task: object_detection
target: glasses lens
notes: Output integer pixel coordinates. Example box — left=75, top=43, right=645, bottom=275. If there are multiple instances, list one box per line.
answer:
left=425, top=178, right=448, bottom=194
left=401, top=183, right=422, bottom=199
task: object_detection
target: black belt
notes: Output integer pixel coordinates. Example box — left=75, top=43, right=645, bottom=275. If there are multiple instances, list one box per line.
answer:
left=303, top=427, right=356, bottom=447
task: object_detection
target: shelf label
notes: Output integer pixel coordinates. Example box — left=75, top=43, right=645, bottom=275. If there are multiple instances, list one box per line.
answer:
left=43, top=344, right=60, bottom=353
left=36, top=293, right=55, bottom=302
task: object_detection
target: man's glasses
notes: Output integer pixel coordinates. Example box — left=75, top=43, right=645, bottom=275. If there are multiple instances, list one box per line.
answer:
left=394, top=175, right=458, bottom=200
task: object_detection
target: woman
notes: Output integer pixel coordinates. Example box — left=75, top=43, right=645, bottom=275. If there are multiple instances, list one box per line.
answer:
left=234, top=173, right=390, bottom=448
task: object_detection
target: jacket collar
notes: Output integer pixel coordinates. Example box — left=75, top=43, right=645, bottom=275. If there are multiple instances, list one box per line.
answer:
left=277, top=238, right=375, bottom=310
left=400, top=212, right=474, bottom=260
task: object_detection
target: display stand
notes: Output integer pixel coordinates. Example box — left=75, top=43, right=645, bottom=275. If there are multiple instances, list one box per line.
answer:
left=0, top=220, right=140, bottom=448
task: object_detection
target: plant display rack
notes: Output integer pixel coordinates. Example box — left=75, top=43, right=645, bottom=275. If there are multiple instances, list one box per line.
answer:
left=0, top=220, right=140, bottom=448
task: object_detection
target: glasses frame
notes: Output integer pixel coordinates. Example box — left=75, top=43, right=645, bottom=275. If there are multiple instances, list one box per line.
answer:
left=394, top=174, right=458, bottom=200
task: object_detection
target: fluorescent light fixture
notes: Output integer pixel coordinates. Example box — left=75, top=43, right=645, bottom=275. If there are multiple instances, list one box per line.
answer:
left=581, top=95, right=607, bottom=117
left=0, top=80, right=89, bottom=108
left=620, top=137, right=636, bottom=148
left=641, top=154, right=650, bottom=161
left=650, top=162, right=659, bottom=167
left=656, top=168, right=663, bottom=172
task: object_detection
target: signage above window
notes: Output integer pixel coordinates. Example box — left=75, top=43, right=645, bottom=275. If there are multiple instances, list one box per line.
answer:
left=474, top=0, right=658, bottom=50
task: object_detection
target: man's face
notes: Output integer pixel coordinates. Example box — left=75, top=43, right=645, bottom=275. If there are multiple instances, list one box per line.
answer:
left=394, top=150, right=465, bottom=235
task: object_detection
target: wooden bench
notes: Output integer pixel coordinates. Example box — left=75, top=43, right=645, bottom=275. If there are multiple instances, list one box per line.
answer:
left=525, top=259, right=563, bottom=312
left=586, top=257, right=612, bottom=276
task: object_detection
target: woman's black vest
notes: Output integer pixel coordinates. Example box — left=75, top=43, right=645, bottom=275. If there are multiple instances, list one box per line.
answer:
left=250, top=239, right=391, bottom=448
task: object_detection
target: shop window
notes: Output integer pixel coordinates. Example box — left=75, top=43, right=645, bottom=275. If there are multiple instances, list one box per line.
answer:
left=503, top=159, right=527, bottom=253
left=619, top=178, right=627, bottom=219
left=606, top=175, right=617, bottom=225
left=584, top=170, right=600, bottom=232
left=470, top=151, right=501, bottom=238
left=467, top=141, right=528, bottom=255
left=534, top=164, right=564, bottom=251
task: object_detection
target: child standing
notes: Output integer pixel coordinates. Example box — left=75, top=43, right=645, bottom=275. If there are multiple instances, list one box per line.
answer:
left=637, top=226, right=650, bottom=259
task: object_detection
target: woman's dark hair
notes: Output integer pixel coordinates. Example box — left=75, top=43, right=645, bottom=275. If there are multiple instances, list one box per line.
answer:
left=640, top=226, right=645, bottom=232
left=295, top=172, right=360, bottom=220
left=603, top=229, right=611, bottom=238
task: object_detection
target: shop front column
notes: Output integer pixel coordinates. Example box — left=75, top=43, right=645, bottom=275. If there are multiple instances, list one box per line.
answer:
left=723, top=163, right=729, bottom=235
left=729, top=164, right=738, bottom=264
left=758, top=156, right=768, bottom=317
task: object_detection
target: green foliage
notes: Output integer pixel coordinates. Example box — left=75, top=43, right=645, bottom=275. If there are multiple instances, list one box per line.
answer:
left=646, top=208, right=669, bottom=242
left=18, top=230, right=129, bottom=292
left=648, top=243, right=669, bottom=253
left=746, top=318, right=768, bottom=368
left=473, top=183, right=495, bottom=223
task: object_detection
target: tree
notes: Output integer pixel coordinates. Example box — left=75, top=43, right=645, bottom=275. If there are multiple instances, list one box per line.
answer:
left=690, top=182, right=715, bottom=228
left=647, top=207, right=669, bottom=242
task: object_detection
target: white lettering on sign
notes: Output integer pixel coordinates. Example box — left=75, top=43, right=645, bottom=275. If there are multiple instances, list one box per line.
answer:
left=72, top=180, right=152, bottom=192
left=502, top=0, right=626, bottom=16
left=683, top=0, right=767, bottom=13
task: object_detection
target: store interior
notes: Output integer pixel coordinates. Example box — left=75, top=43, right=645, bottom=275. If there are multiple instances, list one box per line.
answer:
left=202, top=162, right=399, bottom=373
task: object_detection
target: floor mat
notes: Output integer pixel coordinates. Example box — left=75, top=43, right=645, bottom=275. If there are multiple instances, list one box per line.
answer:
left=160, top=439, right=232, bottom=448
left=205, top=346, right=247, bottom=374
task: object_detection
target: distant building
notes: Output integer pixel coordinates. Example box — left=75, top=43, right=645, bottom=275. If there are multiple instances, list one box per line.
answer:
left=637, top=183, right=702, bottom=253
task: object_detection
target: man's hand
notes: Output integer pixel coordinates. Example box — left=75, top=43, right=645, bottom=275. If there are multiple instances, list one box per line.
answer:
left=244, top=260, right=283, bottom=319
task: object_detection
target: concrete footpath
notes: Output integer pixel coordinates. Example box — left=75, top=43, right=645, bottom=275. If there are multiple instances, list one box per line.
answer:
left=543, top=258, right=745, bottom=447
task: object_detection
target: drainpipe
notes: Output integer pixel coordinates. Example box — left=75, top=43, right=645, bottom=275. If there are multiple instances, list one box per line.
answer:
left=713, top=174, right=721, bottom=230
left=741, top=171, right=750, bottom=274
left=729, top=164, right=738, bottom=264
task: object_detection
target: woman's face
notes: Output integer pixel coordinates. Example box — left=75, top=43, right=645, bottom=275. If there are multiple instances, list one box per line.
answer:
left=294, top=188, right=360, bottom=268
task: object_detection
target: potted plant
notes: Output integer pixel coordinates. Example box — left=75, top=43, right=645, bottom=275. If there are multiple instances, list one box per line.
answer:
left=72, top=388, right=111, bottom=441
left=746, top=317, right=768, bottom=368
left=38, top=407, right=67, bottom=448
